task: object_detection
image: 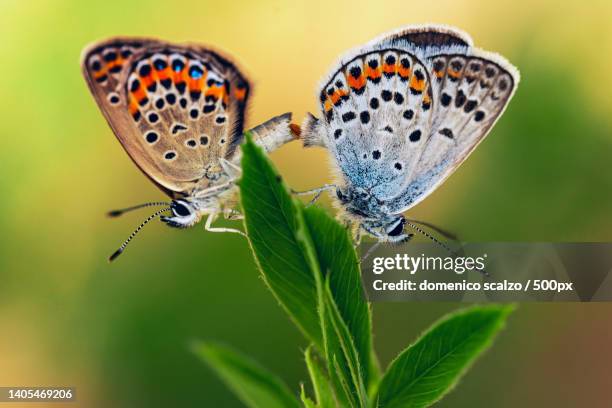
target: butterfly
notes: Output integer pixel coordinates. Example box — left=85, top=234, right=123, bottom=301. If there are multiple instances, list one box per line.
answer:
left=81, top=38, right=295, bottom=261
left=299, top=25, right=519, bottom=245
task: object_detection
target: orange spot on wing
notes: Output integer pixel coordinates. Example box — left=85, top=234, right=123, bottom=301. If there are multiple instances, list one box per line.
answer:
left=234, top=87, right=247, bottom=101
left=447, top=68, right=461, bottom=79
left=156, top=66, right=172, bottom=81
left=189, top=77, right=204, bottom=92
left=140, top=73, right=155, bottom=89
left=382, top=63, right=396, bottom=75
left=131, top=85, right=147, bottom=103
left=172, top=65, right=189, bottom=86
left=365, top=65, right=381, bottom=80
left=347, top=74, right=366, bottom=91
left=93, top=69, right=107, bottom=79
left=172, top=68, right=184, bottom=83
left=330, top=89, right=348, bottom=105
left=410, top=75, right=426, bottom=92
left=205, top=84, right=224, bottom=100
left=324, top=99, right=332, bottom=112
left=398, top=66, right=411, bottom=79
left=128, top=95, right=140, bottom=115
left=106, top=60, right=123, bottom=73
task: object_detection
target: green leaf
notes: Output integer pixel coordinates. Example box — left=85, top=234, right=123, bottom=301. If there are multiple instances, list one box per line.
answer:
left=239, top=133, right=322, bottom=349
left=300, top=384, right=317, bottom=408
left=375, top=305, right=515, bottom=408
left=304, top=345, right=335, bottom=408
left=303, top=206, right=375, bottom=388
left=193, top=341, right=301, bottom=408
left=322, top=280, right=368, bottom=407
left=239, top=134, right=376, bottom=407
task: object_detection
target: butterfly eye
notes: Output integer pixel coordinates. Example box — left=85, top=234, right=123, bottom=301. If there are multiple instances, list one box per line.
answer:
left=171, top=201, right=192, bottom=217
left=387, top=218, right=405, bottom=237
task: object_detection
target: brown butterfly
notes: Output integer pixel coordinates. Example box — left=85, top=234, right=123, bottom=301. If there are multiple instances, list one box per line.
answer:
left=81, top=38, right=295, bottom=261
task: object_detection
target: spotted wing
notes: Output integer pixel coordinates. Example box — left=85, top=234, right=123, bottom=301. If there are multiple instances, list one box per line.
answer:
left=81, top=38, right=250, bottom=198
left=302, top=25, right=518, bottom=210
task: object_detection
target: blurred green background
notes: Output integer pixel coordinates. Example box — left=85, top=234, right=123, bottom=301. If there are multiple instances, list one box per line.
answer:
left=1, top=0, right=612, bottom=406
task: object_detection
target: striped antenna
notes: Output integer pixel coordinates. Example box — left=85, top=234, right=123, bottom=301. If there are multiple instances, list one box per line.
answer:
left=107, top=202, right=170, bottom=217
left=405, top=221, right=489, bottom=277
left=108, top=207, right=170, bottom=262
left=405, top=221, right=456, bottom=254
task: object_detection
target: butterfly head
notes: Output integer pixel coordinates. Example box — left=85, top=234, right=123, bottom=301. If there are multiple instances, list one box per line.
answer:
left=335, top=186, right=411, bottom=243
left=361, top=214, right=411, bottom=243
left=160, top=199, right=201, bottom=228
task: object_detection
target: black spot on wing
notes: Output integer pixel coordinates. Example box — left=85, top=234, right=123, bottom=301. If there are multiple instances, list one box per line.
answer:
left=455, top=90, right=466, bottom=108
left=393, top=92, right=404, bottom=105
left=342, top=111, right=356, bottom=122
left=464, top=100, right=477, bottom=113
left=409, top=129, right=421, bottom=142
left=172, top=123, right=188, bottom=134
left=438, top=128, right=454, bottom=138
left=360, top=111, right=370, bottom=124
left=441, top=93, right=451, bottom=107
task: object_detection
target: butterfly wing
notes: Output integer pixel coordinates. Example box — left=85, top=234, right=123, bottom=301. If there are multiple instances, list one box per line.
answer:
left=383, top=26, right=519, bottom=213
left=302, top=25, right=518, bottom=211
left=81, top=38, right=250, bottom=198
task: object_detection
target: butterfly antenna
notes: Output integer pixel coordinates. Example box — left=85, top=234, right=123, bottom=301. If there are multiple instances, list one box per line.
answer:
left=405, top=221, right=457, bottom=255
left=107, top=202, right=171, bottom=217
left=108, top=207, right=170, bottom=262
left=405, top=221, right=489, bottom=277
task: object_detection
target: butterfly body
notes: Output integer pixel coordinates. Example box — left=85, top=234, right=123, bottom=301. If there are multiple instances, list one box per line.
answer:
left=302, top=25, right=519, bottom=242
left=81, top=38, right=294, bottom=258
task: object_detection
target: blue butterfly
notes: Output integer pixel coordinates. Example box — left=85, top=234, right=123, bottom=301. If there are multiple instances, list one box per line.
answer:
left=299, top=25, right=519, bottom=244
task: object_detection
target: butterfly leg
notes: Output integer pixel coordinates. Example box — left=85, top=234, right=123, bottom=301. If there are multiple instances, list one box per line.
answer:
left=223, top=208, right=244, bottom=221
left=192, top=162, right=242, bottom=200
left=361, top=241, right=381, bottom=262
left=194, top=180, right=236, bottom=199
left=291, top=184, right=336, bottom=206
left=219, top=158, right=242, bottom=180
left=204, top=211, right=246, bottom=237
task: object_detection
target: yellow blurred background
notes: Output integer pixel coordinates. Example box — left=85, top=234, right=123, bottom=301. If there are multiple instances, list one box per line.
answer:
left=1, top=0, right=611, bottom=406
